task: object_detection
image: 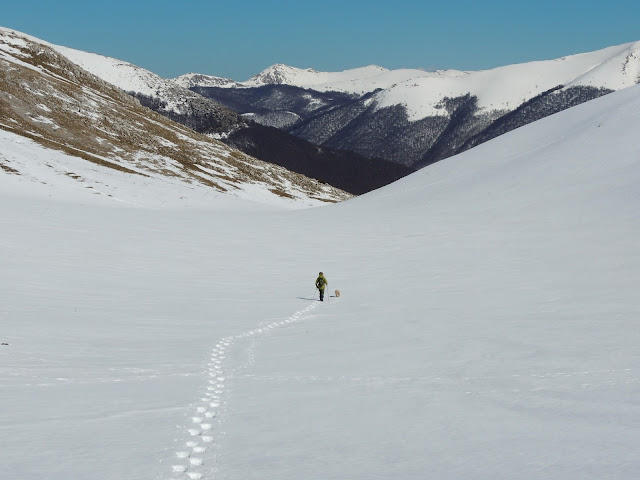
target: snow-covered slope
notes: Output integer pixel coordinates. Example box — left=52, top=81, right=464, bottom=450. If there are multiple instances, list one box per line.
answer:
left=2, top=68, right=639, bottom=480
left=0, top=28, right=349, bottom=207
left=54, top=46, right=175, bottom=101
left=0, top=128, right=303, bottom=209
left=373, top=41, right=640, bottom=120
left=182, top=41, right=640, bottom=116
left=174, top=73, right=244, bottom=89
left=45, top=42, right=225, bottom=118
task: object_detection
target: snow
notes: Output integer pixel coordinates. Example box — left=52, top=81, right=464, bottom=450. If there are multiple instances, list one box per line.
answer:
left=2, top=67, right=640, bottom=480
left=172, top=73, right=243, bottom=89
left=373, top=41, right=640, bottom=120
left=0, top=129, right=321, bottom=210
left=0, top=28, right=159, bottom=100
left=183, top=42, right=640, bottom=121
left=0, top=28, right=165, bottom=100
left=0, top=47, right=43, bottom=74
left=565, top=46, right=640, bottom=90
left=53, top=44, right=167, bottom=99
left=242, top=63, right=434, bottom=94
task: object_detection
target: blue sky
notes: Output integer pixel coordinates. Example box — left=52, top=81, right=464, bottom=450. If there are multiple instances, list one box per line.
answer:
left=4, top=0, right=639, bottom=80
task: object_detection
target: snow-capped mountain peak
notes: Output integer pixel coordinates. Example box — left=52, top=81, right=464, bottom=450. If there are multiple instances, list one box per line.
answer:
left=247, top=63, right=319, bottom=85
left=564, top=41, right=640, bottom=89
left=242, top=63, right=393, bottom=91
left=172, top=72, right=243, bottom=89
left=370, top=40, right=640, bottom=121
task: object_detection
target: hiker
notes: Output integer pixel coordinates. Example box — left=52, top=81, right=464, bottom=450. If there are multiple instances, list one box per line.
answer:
left=315, top=272, right=328, bottom=301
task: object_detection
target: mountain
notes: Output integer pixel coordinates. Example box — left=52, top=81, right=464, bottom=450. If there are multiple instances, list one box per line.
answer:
left=51, top=42, right=245, bottom=137
left=222, top=123, right=413, bottom=196
left=173, top=73, right=244, bottom=89
left=3, top=72, right=639, bottom=480
left=174, top=63, right=460, bottom=94
left=43, top=38, right=411, bottom=195
left=0, top=27, right=349, bottom=206
left=186, top=42, right=640, bottom=168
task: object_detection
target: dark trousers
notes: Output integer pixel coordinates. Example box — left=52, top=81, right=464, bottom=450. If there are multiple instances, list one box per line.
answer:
left=319, top=289, right=325, bottom=301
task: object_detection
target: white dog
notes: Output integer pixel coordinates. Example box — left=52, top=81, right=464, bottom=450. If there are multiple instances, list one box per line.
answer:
left=334, top=289, right=341, bottom=298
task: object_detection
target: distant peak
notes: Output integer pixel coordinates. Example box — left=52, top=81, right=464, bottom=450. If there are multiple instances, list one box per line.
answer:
left=172, top=72, right=240, bottom=88
left=248, top=64, right=308, bottom=84
left=245, top=63, right=390, bottom=87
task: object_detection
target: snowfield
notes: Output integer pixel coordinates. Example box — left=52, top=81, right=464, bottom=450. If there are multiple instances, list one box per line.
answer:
left=1, top=82, right=639, bottom=480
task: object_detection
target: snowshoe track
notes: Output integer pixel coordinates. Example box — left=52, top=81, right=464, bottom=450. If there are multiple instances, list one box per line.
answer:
left=167, top=301, right=319, bottom=479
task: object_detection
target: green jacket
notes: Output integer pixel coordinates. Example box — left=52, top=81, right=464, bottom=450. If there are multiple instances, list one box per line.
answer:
left=315, top=274, right=328, bottom=291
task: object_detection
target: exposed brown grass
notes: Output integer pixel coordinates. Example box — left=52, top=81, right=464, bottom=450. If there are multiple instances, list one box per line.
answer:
left=0, top=31, right=351, bottom=203
left=0, top=160, right=20, bottom=174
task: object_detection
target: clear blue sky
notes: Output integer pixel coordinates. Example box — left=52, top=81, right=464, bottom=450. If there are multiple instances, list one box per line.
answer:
left=4, top=0, right=639, bottom=80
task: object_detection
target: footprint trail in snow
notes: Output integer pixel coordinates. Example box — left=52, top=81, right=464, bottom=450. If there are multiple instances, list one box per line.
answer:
left=168, top=301, right=319, bottom=479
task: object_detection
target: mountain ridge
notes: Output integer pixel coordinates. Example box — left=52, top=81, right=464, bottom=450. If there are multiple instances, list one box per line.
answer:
left=0, top=27, right=349, bottom=206
left=179, top=40, right=639, bottom=103
left=6, top=26, right=638, bottom=191
left=185, top=41, right=640, bottom=168
left=28, top=30, right=409, bottom=195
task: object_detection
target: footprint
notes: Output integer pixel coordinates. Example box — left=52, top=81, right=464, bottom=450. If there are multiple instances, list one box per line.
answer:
left=171, top=303, right=320, bottom=479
